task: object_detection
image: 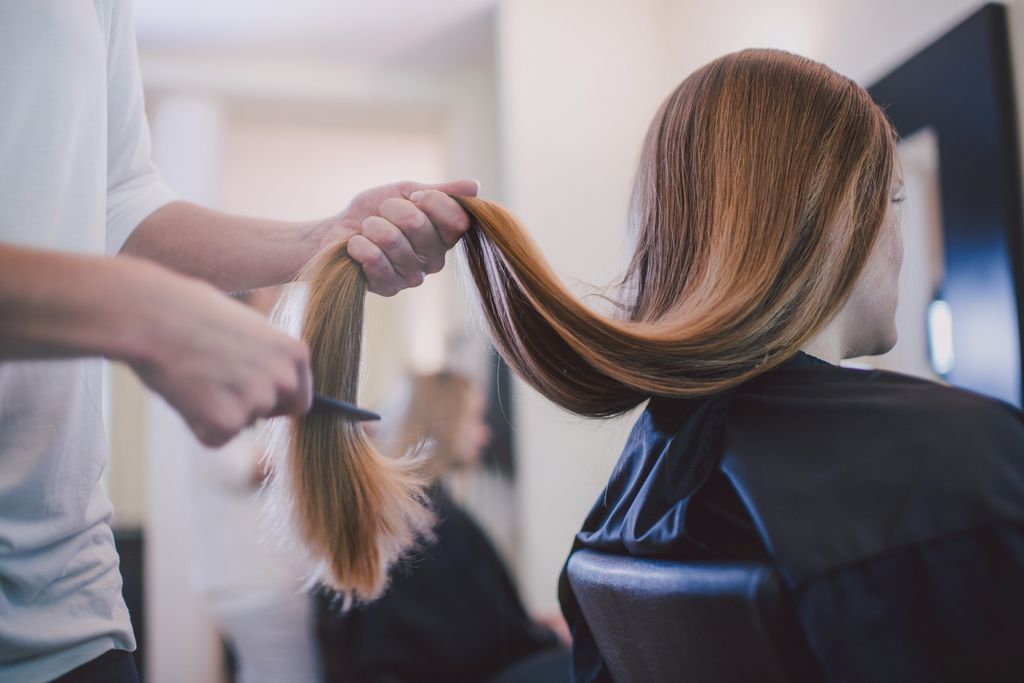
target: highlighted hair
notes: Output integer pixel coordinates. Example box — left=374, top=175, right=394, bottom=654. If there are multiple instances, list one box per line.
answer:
left=264, top=48, right=896, bottom=601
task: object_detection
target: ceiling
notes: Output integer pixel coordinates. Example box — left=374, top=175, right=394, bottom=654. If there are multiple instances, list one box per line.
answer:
left=133, top=0, right=496, bottom=67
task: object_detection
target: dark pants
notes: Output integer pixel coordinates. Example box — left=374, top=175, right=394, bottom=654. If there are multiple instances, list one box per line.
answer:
left=51, top=649, right=139, bottom=683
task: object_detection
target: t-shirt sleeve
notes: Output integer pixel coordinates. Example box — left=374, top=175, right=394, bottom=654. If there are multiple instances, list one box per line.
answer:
left=101, top=0, right=176, bottom=255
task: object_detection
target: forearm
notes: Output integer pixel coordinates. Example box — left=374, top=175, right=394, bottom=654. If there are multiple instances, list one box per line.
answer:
left=0, top=241, right=315, bottom=445
left=122, top=201, right=347, bottom=291
left=0, top=243, right=178, bottom=362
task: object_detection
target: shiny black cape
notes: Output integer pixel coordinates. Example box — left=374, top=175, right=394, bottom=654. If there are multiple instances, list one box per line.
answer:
left=559, top=353, right=1024, bottom=682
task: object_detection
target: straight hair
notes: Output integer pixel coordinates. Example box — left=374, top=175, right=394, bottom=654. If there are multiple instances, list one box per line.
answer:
left=263, top=48, right=896, bottom=601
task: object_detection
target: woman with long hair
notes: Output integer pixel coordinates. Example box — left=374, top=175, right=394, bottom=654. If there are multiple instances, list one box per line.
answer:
left=267, top=48, right=1024, bottom=682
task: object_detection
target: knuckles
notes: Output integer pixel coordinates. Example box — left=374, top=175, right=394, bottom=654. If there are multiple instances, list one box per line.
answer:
left=379, top=198, right=426, bottom=232
left=362, top=247, right=389, bottom=270
left=365, top=218, right=404, bottom=251
left=421, top=190, right=471, bottom=233
left=378, top=228, right=404, bottom=251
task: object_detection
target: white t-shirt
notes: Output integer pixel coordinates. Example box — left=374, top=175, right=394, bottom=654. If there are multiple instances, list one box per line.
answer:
left=0, top=2, right=175, bottom=681
left=186, top=428, right=310, bottom=614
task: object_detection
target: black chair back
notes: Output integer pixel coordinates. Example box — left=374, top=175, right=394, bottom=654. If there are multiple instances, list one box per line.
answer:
left=567, top=550, right=823, bottom=682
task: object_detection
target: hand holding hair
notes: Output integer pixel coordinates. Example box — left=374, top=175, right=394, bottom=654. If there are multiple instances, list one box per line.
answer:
left=321, top=179, right=480, bottom=297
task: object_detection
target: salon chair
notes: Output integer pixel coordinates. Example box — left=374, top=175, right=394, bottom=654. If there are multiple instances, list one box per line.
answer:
left=566, top=550, right=824, bottom=682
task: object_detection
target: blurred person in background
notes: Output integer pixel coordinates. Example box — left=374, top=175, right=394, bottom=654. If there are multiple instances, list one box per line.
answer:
left=188, top=287, right=321, bottom=683
left=318, top=371, right=570, bottom=683
left=0, top=2, right=476, bottom=681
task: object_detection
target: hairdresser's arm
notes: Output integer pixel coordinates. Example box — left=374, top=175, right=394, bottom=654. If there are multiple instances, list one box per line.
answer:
left=0, top=243, right=311, bottom=446
left=121, top=179, right=478, bottom=295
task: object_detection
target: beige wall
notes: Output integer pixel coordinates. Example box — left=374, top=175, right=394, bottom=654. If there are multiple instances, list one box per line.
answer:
left=107, top=363, right=148, bottom=527
left=660, top=0, right=986, bottom=85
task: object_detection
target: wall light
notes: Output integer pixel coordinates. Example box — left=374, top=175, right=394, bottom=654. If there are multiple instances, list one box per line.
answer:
left=927, top=297, right=954, bottom=376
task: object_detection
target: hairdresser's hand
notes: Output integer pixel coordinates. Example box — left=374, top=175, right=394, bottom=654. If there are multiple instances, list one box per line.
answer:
left=320, top=179, right=479, bottom=297
left=127, top=263, right=313, bottom=447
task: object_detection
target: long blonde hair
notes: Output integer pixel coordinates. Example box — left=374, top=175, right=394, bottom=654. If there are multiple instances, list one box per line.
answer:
left=264, top=48, right=896, bottom=600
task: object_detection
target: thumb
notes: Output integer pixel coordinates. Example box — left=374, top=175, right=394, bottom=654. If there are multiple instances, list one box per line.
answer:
left=427, top=178, right=480, bottom=197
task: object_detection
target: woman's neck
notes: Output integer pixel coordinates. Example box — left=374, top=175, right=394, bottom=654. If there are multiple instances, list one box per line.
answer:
left=801, top=323, right=844, bottom=365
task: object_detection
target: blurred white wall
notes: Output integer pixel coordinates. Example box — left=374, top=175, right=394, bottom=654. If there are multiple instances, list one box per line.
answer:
left=660, top=0, right=987, bottom=84
left=221, top=121, right=444, bottom=220
left=496, top=0, right=671, bottom=615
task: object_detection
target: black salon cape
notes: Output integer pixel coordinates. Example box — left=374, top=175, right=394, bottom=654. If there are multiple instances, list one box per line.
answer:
left=558, top=353, right=1024, bottom=683
left=320, top=484, right=560, bottom=683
